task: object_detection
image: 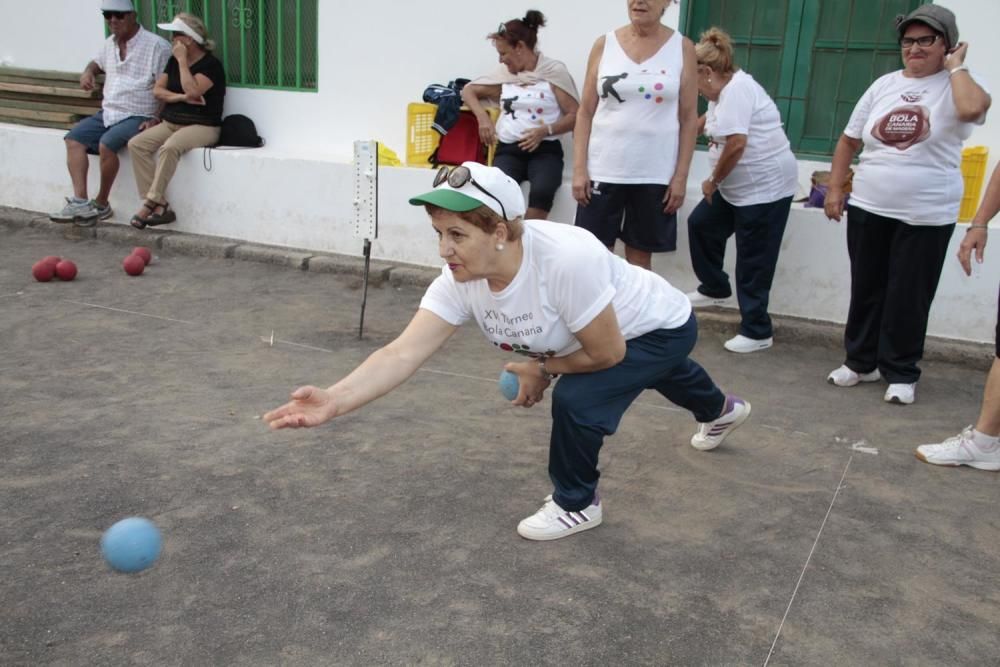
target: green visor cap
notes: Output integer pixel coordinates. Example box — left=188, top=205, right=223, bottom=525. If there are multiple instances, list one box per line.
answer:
left=408, top=189, right=484, bottom=212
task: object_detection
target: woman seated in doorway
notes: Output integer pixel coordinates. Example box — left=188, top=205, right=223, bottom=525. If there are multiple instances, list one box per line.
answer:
left=128, top=12, right=226, bottom=228
left=462, top=10, right=579, bottom=220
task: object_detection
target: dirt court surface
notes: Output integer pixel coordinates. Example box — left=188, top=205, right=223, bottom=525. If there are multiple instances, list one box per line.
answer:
left=1, top=225, right=998, bottom=666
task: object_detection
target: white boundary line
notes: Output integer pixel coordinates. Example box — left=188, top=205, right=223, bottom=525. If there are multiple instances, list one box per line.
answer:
left=64, top=300, right=197, bottom=325
left=762, top=454, right=853, bottom=666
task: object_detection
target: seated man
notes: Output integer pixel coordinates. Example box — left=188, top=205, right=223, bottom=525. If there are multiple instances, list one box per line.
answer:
left=50, top=0, right=170, bottom=225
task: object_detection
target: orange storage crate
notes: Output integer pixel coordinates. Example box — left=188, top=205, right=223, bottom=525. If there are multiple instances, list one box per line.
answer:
left=959, top=146, right=989, bottom=222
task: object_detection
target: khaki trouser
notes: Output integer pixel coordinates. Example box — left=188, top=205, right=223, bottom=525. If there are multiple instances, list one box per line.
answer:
left=127, top=121, right=221, bottom=204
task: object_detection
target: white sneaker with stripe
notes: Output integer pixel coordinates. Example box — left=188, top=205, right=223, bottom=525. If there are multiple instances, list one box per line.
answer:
left=517, top=493, right=602, bottom=541
left=690, top=395, right=751, bottom=451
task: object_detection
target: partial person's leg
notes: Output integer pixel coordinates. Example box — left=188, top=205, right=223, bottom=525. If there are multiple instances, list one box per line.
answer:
left=524, top=141, right=563, bottom=220
left=732, top=196, right=792, bottom=340
left=128, top=121, right=176, bottom=205
left=67, top=140, right=91, bottom=200
left=622, top=184, right=677, bottom=270
left=916, top=362, right=1000, bottom=469
left=94, top=115, right=148, bottom=209
left=574, top=182, right=627, bottom=252
left=687, top=194, right=736, bottom=298
left=841, top=206, right=893, bottom=374
left=877, top=222, right=954, bottom=385
left=146, top=123, right=221, bottom=205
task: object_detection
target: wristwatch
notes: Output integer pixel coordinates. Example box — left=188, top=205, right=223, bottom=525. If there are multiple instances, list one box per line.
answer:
left=538, top=358, right=558, bottom=381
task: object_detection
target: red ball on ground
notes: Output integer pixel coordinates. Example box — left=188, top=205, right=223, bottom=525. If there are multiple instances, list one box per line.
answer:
left=131, top=247, right=152, bottom=265
left=42, top=255, right=62, bottom=268
left=122, top=254, right=145, bottom=276
left=32, top=261, right=55, bottom=282
left=55, top=260, right=78, bottom=281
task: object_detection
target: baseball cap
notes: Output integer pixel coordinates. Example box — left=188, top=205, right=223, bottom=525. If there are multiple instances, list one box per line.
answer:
left=158, top=16, right=205, bottom=44
left=101, top=0, right=135, bottom=11
left=896, top=4, right=958, bottom=49
left=408, top=162, right=526, bottom=221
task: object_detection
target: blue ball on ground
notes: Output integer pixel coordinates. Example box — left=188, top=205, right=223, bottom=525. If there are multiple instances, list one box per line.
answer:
left=101, top=517, right=162, bottom=573
left=499, top=369, right=519, bottom=401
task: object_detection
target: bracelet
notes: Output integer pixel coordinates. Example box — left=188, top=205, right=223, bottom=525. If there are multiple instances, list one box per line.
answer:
left=968, top=224, right=988, bottom=230
left=950, top=64, right=970, bottom=76
left=538, top=358, right=558, bottom=381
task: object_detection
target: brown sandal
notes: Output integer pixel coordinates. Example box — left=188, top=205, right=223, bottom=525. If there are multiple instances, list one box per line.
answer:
left=144, top=202, right=176, bottom=226
left=130, top=201, right=156, bottom=230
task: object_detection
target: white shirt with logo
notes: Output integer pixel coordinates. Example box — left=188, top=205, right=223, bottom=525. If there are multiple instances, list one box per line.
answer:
left=94, top=26, right=172, bottom=126
left=497, top=80, right=563, bottom=145
left=419, top=221, right=692, bottom=359
left=844, top=69, right=989, bottom=225
left=705, top=70, right=798, bottom=206
left=587, top=30, right=685, bottom=184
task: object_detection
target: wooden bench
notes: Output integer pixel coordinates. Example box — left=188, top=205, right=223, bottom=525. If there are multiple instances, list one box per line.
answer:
left=0, top=67, right=102, bottom=130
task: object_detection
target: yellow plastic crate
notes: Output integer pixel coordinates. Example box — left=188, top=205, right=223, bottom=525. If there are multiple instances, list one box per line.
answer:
left=406, top=102, right=498, bottom=168
left=960, top=146, right=989, bottom=222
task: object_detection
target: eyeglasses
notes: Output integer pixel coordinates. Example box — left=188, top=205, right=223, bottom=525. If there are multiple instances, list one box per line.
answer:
left=434, top=165, right=508, bottom=221
left=900, top=34, right=941, bottom=48
left=496, top=23, right=508, bottom=35
left=102, top=11, right=128, bottom=20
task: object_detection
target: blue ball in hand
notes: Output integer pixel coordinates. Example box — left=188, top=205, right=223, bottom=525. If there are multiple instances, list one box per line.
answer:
left=101, top=517, right=162, bottom=573
left=498, top=369, right=519, bottom=401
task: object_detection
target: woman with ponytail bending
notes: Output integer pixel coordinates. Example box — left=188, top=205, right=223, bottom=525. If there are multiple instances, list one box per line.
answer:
left=686, top=28, right=797, bottom=355
left=463, top=10, right=580, bottom=220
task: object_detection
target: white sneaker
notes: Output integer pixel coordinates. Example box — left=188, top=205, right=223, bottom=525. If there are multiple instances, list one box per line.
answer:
left=884, top=382, right=916, bottom=405
left=691, top=395, right=751, bottom=451
left=916, top=426, right=1000, bottom=471
left=517, top=493, right=602, bottom=541
left=826, top=365, right=881, bottom=387
left=686, top=290, right=732, bottom=308
left=50, top=197, right=98, bottom=223
left=724, top=334, right=773, bottom=353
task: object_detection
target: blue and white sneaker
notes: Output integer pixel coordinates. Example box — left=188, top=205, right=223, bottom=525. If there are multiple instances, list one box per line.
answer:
left=690, top=395, right=751, bottom=451
left=517, top=493, right=602, bottom=541
left=50, top=197, right=98, bottom=223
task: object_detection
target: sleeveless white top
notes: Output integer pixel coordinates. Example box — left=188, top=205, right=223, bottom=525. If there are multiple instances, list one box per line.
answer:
left=588, top=29, right=684, bottom=184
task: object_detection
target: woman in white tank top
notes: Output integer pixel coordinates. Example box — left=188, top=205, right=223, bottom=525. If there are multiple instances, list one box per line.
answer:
left=572, top=0, right=698, bottom=270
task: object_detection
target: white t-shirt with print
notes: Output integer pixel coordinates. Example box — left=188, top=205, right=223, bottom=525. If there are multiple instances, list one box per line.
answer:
left=706, top=70, right=798, bottom=206
left=588, top=30, right=685, bottom=184
left=419, top=221, right=692, bottom=359
left=497, top=81, right=562, bottom=145
left=844, top=69, right=989, bottom=225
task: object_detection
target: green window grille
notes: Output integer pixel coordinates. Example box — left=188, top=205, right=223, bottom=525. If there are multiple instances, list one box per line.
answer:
left=132, top=0, right=318, bottom=91
left=682, top=0, right=923, bottom=157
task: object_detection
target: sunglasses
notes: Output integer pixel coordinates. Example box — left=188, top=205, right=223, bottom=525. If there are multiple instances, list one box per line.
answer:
left=102, top=11, right=128, bottom=20
left=434, top=166, right=508, bottom=221
left=899, top=34, right=941, bottom=48
left=496, top=22, right=508, bottom=35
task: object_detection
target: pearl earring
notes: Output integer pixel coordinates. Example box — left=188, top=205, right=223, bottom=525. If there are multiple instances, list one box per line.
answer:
left=708, top=77, right=713, bottom=84
left=496, top=243, right=505, bottom=251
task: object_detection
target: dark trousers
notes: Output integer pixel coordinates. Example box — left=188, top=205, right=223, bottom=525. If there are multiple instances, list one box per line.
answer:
left=687, top=193, right=792, bottom=339
left=844, top=205, right=954, bottom=383
left=493, top=140, right=564, bottom=212
left=548, top=316, right=726, bottom=511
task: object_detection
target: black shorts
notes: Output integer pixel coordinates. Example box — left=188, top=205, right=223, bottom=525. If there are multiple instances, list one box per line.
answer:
left=573, top=182, right=677, bottom=252
left=493, top=140, right=564, bottom=213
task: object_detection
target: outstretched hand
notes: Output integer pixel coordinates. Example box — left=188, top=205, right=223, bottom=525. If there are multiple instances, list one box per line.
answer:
left=263, top=385, right=336, bottom=430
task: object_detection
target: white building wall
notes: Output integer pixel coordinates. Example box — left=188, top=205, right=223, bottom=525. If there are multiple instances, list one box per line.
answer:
left=1, top=0, right=999, bottom=343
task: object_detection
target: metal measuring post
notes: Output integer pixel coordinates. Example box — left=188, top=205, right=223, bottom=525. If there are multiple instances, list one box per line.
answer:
left=352, top=140, right=379, bottom=339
